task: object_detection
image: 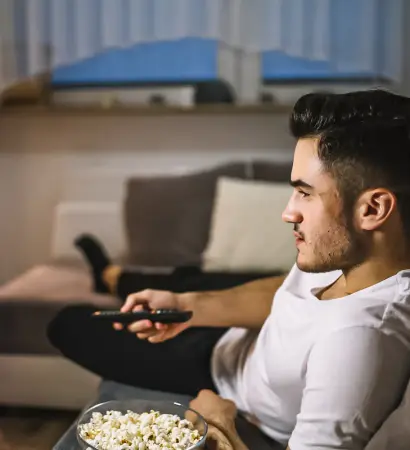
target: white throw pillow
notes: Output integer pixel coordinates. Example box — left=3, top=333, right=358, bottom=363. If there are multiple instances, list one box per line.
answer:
left=202, top=177, right=296, bottom=273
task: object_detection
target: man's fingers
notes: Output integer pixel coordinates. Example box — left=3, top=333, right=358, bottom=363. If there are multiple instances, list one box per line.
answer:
left=136, top=329, right=166, bottom=341
left=136, top=331, right=157, bottom=340
left=148, top=331, right=167, bottom=343
left=127, top=320, right=152, bottom=333
left=132, top=304, right=145, bottom=312
left=121, top=295, right=136, bottom=312
left=113, top=322, right=123, bottom=330
left=136, top=327, right=180, bottom=343
left=121, top=290, right=152, bottom=312
left=135, top=328, right=173, bottom=343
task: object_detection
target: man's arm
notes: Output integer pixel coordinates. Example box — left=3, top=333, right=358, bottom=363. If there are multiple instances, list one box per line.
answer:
left=124, top=273, right=287, bottom=341
left=179, top=274, right=287, bottom=329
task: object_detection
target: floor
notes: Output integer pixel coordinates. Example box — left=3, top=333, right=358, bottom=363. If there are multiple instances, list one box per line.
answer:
left=0, top=407, right=78, bottom=450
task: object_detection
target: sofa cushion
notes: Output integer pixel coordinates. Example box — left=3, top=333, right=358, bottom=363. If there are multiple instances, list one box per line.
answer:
left=366, top=376, right=410, bottom=450
left=251, top=160, right=292, bottom=183
left=0, top=264, right=120, bottom=354
left=124, top=163, right=248, bottom=267
left=203, top=177, right=295, bottom=273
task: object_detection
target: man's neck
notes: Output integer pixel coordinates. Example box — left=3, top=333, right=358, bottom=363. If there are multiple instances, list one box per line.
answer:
left=341, top=256, right=410, bottom=295
left=317, top=258, right=410, bottom=301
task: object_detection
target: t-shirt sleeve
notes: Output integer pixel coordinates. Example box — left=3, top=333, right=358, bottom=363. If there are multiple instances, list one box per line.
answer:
left=289, top=326, right=410, bottom=450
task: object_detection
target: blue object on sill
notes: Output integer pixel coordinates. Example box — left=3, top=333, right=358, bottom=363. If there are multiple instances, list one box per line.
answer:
left=52, top=38, right=219, bottom=86
left=261, top=51, right=380, bottom=81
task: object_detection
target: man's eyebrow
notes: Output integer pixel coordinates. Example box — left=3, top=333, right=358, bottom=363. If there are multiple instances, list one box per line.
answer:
left=290, top=179, right=314, bottom=189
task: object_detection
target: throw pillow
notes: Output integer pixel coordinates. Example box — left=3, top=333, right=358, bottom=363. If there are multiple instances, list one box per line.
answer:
left=202, top=177, right=296, bottom=273
left=124, top=163, right=248, bottom=267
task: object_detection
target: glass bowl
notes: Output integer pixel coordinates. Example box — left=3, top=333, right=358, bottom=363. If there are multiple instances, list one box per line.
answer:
left=76, top=399, right=208, bottom=449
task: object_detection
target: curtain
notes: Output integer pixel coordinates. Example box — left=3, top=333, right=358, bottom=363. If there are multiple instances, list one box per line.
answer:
left=0, top=0, right=404, bottom=93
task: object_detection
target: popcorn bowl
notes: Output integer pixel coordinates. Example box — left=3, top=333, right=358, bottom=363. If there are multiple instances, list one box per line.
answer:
left=77, top=399, right=208, bottom=449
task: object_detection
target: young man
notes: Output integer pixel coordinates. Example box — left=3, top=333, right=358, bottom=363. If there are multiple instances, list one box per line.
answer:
left=48, top=90, right=410, bottom=449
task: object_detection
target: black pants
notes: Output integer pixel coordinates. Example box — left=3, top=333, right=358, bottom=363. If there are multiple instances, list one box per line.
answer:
left=48, top=267, right=275, bottom=396
left=115, top=266, right=276, bottom=299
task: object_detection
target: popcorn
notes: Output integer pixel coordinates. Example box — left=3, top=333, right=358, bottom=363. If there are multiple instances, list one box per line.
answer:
left=79, top=409, right=202, bottom=450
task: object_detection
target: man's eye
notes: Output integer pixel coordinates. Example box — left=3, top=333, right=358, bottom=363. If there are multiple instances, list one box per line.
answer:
left=298, top=190, right=310, bottom=198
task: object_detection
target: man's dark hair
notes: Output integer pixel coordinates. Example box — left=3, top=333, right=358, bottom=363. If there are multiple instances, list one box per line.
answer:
left=290, top=89, right=410, bottom=239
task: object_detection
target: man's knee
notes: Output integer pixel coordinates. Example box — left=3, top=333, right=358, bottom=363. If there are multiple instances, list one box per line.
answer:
left=47, top=304, right=97, bottom=349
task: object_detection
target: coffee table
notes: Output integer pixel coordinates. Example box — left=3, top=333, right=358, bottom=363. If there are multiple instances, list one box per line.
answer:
left=53, top=380, right=282, bottom=449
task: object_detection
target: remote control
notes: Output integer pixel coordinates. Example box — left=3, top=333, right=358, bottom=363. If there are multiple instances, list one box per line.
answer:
left=92, top=309, right=193, bottom=324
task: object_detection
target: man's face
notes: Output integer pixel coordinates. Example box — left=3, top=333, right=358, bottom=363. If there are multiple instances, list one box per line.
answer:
left=282, top=138, right=366, bottom=273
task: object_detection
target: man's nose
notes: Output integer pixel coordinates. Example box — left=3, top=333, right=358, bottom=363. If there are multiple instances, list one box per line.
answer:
left=282, top=197, right=302, bottom=224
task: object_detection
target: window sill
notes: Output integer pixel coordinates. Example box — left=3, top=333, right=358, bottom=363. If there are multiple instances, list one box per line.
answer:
left=0, top=103, right=293, bottom=117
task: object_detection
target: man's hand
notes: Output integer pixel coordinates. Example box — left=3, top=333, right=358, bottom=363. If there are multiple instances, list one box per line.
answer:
left=190, top=391, right=251, bottom=450
left=114, top=289, right=193, bottom=343
left=190, top=390, right=237, bottom=426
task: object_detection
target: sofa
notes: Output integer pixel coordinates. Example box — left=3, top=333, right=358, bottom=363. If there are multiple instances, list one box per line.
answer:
left=2, top=159, right=410, bottom=449
left=0, top=159, right=294, bottom=410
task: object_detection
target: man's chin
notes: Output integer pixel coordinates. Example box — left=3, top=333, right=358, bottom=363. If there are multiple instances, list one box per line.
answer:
left=296, top=258, right=336, bottom=274
left=296, top=261, right=319, bottom=273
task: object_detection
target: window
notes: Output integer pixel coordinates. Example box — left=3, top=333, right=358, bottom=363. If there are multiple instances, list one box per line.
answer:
left=263, top=0, right=401, bottom=83
left=49, top=0, right=403, bottom=104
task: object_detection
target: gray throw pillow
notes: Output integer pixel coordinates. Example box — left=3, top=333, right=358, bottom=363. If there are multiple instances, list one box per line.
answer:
left=124, top=163, right=248, bottom=267
left=251, top=160, right=292, bottom=183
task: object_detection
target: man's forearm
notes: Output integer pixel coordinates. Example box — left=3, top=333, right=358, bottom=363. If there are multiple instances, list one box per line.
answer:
left=179, top=274, right=287, bottom=328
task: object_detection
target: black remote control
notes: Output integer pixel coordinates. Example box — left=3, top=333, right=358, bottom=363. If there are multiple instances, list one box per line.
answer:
left=92, top=309, right=193, bottom=324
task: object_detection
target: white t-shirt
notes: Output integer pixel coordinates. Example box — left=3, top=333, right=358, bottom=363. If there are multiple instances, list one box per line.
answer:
left=211, top=265, right=410, bottom=449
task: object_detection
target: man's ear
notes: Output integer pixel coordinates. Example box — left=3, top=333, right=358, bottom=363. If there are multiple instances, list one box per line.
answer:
left=356, top=189, right=396, bottom=231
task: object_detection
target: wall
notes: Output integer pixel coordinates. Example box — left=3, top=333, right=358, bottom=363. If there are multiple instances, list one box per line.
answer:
left=0, top=112, right=294, bottom=283
left=399, top=0, right=410, bottom=96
